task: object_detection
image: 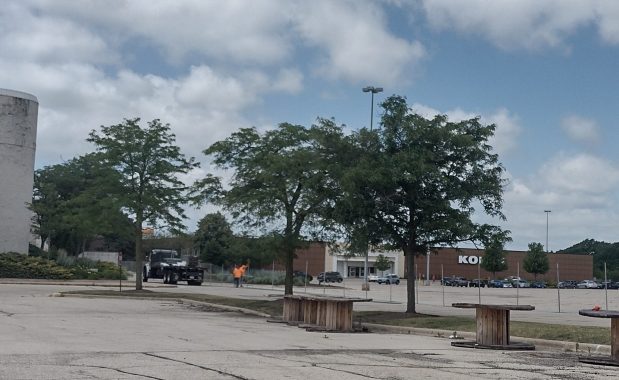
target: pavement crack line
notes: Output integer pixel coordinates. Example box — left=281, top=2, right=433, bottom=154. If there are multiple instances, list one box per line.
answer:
left=0, top=310, right=15, bottom=317
left=78, top=365, right=164, bottom=380
left=143, top=352, right=251, bottom=380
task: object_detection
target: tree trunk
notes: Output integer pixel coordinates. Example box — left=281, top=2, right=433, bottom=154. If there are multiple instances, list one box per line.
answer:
left=134, top=221, right=143, bottom=291
left=405, top=246, right=416, bottom=313
left=284, top=245, right=294, bottom=295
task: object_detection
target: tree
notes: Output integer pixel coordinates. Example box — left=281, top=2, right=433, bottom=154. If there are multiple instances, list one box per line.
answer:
left=194, top=213, right=233, bottom=266
left=523, top=242, right=549, bottom=280
left=195, top=120, right=344, bottom=294
left=345, top=95, right=508, bottom=313
left=481, top=235, right=509, bottom=279
left=374, top=254, right=392, bottom=274
left=88, top=118, right=198, bottom=290
left=31, top=154, right=130, bottom=255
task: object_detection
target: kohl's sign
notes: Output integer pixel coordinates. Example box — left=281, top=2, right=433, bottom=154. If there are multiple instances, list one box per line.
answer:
left=458, top=255, right=482, bottom=265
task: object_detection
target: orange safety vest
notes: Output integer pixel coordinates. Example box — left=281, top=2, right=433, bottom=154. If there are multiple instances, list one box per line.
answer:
left=233, top=267, right=243, bottom=278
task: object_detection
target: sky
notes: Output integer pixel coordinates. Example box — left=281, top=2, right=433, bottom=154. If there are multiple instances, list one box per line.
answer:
left=3, top=0, right=619, bottom=252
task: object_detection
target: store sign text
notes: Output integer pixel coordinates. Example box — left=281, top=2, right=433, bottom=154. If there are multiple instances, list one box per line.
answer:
left=458, top=255, right=482, bottom=265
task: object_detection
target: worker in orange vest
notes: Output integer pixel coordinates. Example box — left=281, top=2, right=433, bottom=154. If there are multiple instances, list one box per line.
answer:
left=232, top=264, right=243, bottom=288
left=239, top=263, right=248, bottom=287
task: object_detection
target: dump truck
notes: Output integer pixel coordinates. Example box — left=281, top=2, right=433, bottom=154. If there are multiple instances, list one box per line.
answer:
left=143, top=249, right=203, bottom=285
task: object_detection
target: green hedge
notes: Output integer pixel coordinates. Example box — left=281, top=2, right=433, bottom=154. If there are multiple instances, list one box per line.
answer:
left=0, top=252, right=74, bottom=279
left=0, top=252, right=127, bottom=280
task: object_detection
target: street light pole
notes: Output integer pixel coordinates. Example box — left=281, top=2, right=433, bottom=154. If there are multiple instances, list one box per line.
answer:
left=544, top=210, right=551, bottom=253
left=361, top=86, right=383, bottom=291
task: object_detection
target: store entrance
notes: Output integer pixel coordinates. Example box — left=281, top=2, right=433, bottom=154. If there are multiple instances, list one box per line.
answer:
left=348, top=266, right=364, bottom=278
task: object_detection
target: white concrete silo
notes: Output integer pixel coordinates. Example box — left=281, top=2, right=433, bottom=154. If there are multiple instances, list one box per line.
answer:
left=0, top=89, right=38, bottom=254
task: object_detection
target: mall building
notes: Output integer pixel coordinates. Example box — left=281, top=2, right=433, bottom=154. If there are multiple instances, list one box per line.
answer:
left=292, top=243, right=593, bottom=281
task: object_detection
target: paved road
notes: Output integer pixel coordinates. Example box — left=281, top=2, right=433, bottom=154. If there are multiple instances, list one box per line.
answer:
left=1, top=283, right=618, bottom=379
left=151, top=278, right=619, bottom=327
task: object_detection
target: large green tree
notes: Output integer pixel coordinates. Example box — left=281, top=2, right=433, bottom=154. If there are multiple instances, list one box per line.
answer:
left=31, top=154, right=129, bottom=255
left=194, top=212, right=234, bottom=266
left=523, top=242, right=549, bottom=280
left=347, top=95, right=508, bottom=313
left=88, top=118, right=198, bottom=290
left=195, top=120, right=344, bottom=294
left=481, top=235, right=510, bottom=279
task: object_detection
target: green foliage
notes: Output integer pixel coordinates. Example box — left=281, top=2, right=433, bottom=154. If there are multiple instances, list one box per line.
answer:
left=195, top=213, right=234, bottom=266
left=374, top=254, right=392, bottom=273
left=197, top=120, right=345, bottom=294
left=0, top=253, right=73, bottom=279
left=481, top=235, right=509, bottom=278
left=338, top=95, right=508, bottom=313
left=0, top=253, right=127, bottom=280
left=88, top=118, right=199, bottom=290
left=558, top=239, right=619, bottom=279
left=31, top=154, right=132, bottom=255
left=523, top=242, right=550, bottom=279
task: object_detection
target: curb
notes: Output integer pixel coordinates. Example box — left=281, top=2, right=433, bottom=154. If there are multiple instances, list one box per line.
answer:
left=362, top=323, right=611, bottom=355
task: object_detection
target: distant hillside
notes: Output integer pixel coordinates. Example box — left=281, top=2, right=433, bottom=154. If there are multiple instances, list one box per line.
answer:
left=558, top=239, right=619, bottom=279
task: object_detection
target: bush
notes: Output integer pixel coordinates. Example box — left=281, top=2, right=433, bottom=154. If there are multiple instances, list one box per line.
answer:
left=0, top=252, right=127, bottom=280
left=0, top=252, right=73, bottom=279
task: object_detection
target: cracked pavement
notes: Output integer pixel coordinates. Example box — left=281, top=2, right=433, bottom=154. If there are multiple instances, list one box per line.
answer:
left=0, top=284, right=617, bottom=379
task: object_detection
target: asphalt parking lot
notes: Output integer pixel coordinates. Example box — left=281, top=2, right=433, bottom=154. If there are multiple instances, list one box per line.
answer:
left=155, top=278, right=619, bottom=327
left=1, top=282, right=618, bottom=379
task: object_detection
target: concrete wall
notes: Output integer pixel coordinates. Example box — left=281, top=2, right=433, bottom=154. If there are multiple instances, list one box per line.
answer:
left=78, top=251, right=120, bottom=264
left=0, top=89, right=38, bottom=254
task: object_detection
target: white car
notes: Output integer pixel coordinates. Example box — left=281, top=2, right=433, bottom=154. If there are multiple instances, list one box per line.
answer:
left=577, top=280, right=602, bottom=289
left=377, top=274, right=400, bottom=285
left=368, top=274, right=379, bottom=282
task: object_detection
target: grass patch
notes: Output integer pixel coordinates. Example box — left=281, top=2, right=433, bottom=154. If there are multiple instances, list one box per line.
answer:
left=354, top=311, right=610, bottom=345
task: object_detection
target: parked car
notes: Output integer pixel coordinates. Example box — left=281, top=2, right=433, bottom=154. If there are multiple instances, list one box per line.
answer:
left=577, top=280, right=602, bottom=289
left=602, top=281, right=619, bottom=289
left=530, top=281, right=547, bottom=288
left=513, top=280, right=531, bottom=288
left=558, top=280, right=578, bottom=289
left=293, top=271, right=313, bottom=282
left=368, top=274, right=379, bottom=282
left=488, top=280, right=512, bottom=288
left=441, top=276, right=457, bottom=286
left=469, top=279, right=487, bottom=288
left=317, top=271, right=343, bottom=283
left=453, top=277, right=471, bottom=287
left=377, top=274, right=400, bottom=285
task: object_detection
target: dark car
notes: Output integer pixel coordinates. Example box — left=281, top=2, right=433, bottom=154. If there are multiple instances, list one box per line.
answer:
left=441, top=276, right=457, bottom=286
left=488, top=279, right=512, bottom=288
left=530, top=281, right=547, bottom=288
left=453, top=277, right=471, bottom=287
left=469, top=279, right=487, bottom=288
left=603, top=281, right=619, bottom=289
left=317, top=271, right=343, bottom=283
left=558, top=280, right=578, bottom=289
left=293, top=271, right=313, bottom=282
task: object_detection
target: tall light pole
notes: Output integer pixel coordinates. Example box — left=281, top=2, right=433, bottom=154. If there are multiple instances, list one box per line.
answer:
left=544, top=210, right=551, bottom=253
left=361, top=86, right=383, bottom=291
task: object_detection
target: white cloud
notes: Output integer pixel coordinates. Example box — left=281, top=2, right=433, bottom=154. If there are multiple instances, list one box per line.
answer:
left=419, top=0, right=602, bottom=51
left=499, top=153, right=619, bottom=250
left=293, top=1, right=426, bottom=85
left=561, top=115, right=600, bottom=144
left=412, top=103, right=521, bottom=155
left=539, top=153, right=619, bottom=194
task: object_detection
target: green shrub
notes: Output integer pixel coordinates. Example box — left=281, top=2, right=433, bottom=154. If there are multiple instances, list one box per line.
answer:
left=0, top=253, right=73, bottom=279
left=0, top=253, right=127, bottom=280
